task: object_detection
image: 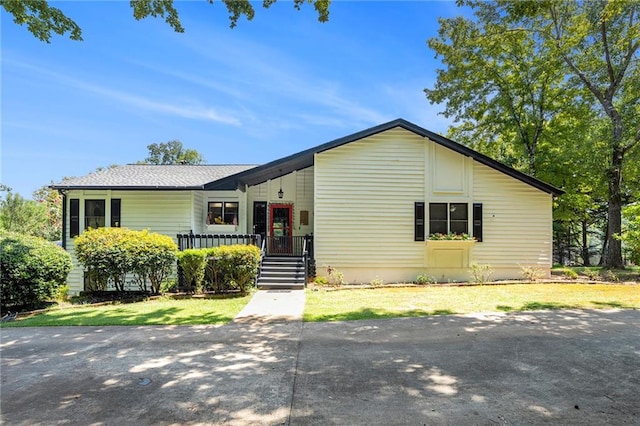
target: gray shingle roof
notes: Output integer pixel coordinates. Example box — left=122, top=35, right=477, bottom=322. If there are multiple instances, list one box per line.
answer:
left=51, top=164, right=258, bottom=190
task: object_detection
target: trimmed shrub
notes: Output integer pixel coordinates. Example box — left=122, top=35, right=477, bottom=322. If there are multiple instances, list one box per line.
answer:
left=1, top=231, right=72, bottom=310
left=129, top=230, right=178, bottom=294
left=213, top=245, right=261, bottom=293
left=75, top=227, right=178, bottom=293
left=75, top=227, right=133, bottom=291
left=177, top=248, right=208, bottom=293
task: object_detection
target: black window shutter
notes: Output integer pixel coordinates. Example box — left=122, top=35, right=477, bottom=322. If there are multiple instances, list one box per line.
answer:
left=415, top=202, right=425, bottom=241
left=473, top=203, right=483, bottom=242
left=70, top=199, right=80, bottom=237
left=111, top=199, right=121, bottom=227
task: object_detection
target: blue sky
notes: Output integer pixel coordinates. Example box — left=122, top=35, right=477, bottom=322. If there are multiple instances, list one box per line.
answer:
left=2, top=1, right=464, bottom=198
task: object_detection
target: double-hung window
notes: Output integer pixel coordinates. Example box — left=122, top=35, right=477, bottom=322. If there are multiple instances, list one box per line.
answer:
left=207, top=201, right=239, bottom=225
left=429, top=203, right=468, bottom=235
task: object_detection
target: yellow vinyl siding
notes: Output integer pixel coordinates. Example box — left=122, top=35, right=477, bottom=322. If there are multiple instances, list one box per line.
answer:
left=315, top=128, right=426, bottom=276
left=193, top=191, right=205, bottom=233
left=246, top=167, right=314, bottom=237
left=64, top=190, right=193, bottom=293
left=472, top=163, right=553, bottom=275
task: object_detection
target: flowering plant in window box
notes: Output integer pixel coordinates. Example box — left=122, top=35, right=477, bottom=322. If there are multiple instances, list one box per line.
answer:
left=428, top=233, right=475, bottom=241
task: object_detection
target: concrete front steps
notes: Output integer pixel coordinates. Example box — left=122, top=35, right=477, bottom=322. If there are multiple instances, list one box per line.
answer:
left=257, top=256, right=306, bottom=290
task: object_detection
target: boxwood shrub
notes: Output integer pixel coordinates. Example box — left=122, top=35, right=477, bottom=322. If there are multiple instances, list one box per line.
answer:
left=1, top=231, right=72, bottom=310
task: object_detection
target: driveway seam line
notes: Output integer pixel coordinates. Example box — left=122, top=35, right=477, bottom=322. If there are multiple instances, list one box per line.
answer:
left=287, top=321, right=304, bottom=426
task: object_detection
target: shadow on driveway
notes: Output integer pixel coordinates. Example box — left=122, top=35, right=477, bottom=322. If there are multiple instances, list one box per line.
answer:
left=1, top=309, right=638, bottom=425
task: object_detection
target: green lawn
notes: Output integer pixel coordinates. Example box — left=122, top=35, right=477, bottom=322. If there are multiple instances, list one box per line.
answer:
left=303, top=284, right=640, bottom=322
left=1, top=294, right=252, bottom=327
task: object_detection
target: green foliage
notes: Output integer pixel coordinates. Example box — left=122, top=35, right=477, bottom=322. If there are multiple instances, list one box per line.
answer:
left=0, top=231, right=72, bottom=310
left=32, top=184, right=63, bottom=241
left=620, top=204, right=640, bottom=265
left=177, top=249, right=208, bottom=293
left=209, top=245, right=261, bottom=293
left=75, top=228, right=178, bottom=293
left=582, top=269, right=601, bottom=281
left=130, top=230, right=178, bottom=294
left=370, top=277, right=384, bottom=286
left=415, top=274, right=437, bottom=285
left=563, top=268, right=578, bottom=280
left=75, top=228, right=132, bottom=292
left=0, top=0, right=82, bottom=42
left=56, top=285, right=70, bottom=302
left=314, top=276, right=329, bottom=285
left=326, top=265, right=344, bottom=285
left=427, top=0, right=640, bottom=268
left=520, top=265, right=546, bottom=282
left=141, top=140, right=205, bottom=165
left=0, top=191, right=59, bottom=241
left=4, top=0, right=330, bottom=42
left=428, top=233, right=474, bottom=241
left=601, top=270, right=619, bottom=282
left=469, top=263, right=494, bottom=284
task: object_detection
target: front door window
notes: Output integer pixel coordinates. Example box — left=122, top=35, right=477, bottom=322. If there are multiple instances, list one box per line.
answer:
left=269, top=204, right=292, bottom=254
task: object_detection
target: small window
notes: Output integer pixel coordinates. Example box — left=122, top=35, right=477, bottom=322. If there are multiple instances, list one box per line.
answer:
left=70, top=199, right=80, bottom=237
left=111, top=199, right=121, bottom=227
left=207, top=201, right=239, bottom=225
left=429, top=202, right=468, bottom=236
left=85, top=200, right=105, bottom=229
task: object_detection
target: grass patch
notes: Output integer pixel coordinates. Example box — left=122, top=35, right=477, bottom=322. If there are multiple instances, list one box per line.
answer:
left=303, top=284, right=640, bottom=322
left=1, top=294, right=252, bottom=327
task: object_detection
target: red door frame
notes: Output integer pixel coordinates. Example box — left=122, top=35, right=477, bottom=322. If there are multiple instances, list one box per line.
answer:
left=269, top=204, right=293, bottom=255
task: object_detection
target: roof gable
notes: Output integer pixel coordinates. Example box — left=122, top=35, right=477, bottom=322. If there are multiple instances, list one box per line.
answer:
left=208, top=119, right=564, bottom=196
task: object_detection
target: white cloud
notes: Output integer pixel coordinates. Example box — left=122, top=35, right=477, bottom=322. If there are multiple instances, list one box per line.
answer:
left=5, top=57, right=241, bottom=126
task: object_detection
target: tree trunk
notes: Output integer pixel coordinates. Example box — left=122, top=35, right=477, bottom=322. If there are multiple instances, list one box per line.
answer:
left=602, top=115, right=625, bottom=268
left=582, top=219, right=591, bottom=266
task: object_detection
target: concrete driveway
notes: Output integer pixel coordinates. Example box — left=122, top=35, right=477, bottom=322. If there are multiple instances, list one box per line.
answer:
left=1, top=309, right=638, bottom=425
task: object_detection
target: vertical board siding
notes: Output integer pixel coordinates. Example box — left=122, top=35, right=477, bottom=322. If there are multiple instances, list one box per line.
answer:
left=472, top=163, right=553, bottom=269
left=315, top=128, right=426, bottom=270
left=295, top=167, right=314, bottom=235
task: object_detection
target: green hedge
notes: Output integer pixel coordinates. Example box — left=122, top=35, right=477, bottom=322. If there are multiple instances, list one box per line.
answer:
left=75, top=228, right=177, bottom=293
left=205, top=245, right=261, bottom=293
left=1, top=231, right=72, bottom=310
left=177, top=249, right=208, bottom=293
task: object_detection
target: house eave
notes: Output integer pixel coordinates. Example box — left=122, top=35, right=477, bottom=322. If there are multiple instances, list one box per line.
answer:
left=205, top=118, right=564, bottom=197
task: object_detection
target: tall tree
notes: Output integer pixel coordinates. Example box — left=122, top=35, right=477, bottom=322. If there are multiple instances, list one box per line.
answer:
left=0, top=191, right=58, bottom=241
left=425, top=4, right=572, bottom=175
left=427, top=0, right=639, bottom=268
left=508, top=0, right=639, bottom=268
left=141, top=140, right=205, bottom=165
left=1, top=0, right=331, bottom=43
left=33, top=184, right=63, bottom=241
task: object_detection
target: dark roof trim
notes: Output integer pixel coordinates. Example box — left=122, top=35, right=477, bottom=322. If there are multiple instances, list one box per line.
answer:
left=207, top=118, right=564, bottom=196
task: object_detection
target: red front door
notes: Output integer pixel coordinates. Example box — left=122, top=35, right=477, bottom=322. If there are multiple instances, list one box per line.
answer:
left=269, top=204, right=292, bottom=254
